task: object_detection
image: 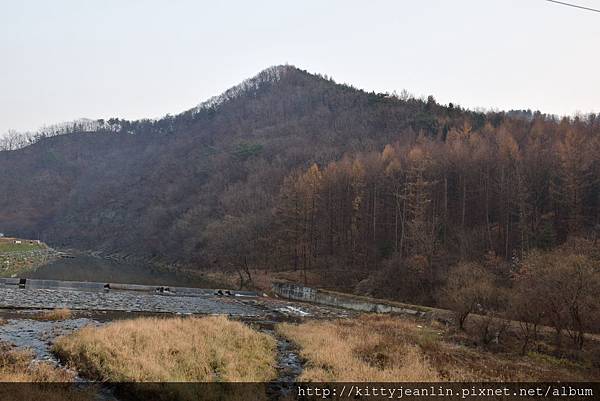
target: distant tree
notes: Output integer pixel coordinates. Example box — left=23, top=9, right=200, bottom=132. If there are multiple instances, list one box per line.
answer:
left=508, top=283, right=545, bottom=355
left=552, top=129, right=595, bottom=236
left=439, top=262, right=497, bottom=330
left=516, top=246, right=600, bottom=350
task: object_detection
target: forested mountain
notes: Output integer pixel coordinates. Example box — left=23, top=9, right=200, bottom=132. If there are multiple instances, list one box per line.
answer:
left=1, top=65, right=599, bottom=303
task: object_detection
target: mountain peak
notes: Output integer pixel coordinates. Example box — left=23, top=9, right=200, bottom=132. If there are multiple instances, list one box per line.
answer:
left=190, top=64, right=301, bottom=115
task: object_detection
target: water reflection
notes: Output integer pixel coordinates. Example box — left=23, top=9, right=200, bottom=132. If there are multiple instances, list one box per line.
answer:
left=25, top=254, right=218, bottom=288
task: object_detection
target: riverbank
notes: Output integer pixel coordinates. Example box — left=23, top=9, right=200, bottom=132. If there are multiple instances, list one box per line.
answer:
left=0, top=238, right=58, bottom=278
left=0, top=267, right=595, bottom=400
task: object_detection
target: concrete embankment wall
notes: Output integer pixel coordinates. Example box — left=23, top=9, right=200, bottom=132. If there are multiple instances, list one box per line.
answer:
left=0, top=278, right=258, bottom=297
left=272, top=282, right=430, bottom=317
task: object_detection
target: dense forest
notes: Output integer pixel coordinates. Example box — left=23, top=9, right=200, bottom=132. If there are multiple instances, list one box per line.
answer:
left=1, top=66, right=599, bottom=341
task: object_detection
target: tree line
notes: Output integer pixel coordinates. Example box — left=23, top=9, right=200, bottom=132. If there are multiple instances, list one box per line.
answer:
left=202, top=114, right=600, bottom=351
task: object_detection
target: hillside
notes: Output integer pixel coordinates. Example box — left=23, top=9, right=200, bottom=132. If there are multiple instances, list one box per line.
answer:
left=0, top=65, right=599, bottom=303
left=0, top=66, right=477, bottom=263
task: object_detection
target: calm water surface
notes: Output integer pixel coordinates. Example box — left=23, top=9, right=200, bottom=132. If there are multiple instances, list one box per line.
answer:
left=24, top=254, right=219, bottom=288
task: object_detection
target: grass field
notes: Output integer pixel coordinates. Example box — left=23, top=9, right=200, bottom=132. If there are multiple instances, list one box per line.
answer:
left=53, top=316, right=277, bottom=382
left=0, top=239, right=44, bottom=253
left=0, top=238, right=54, bottom=277
left=278, top=314, right=598, bottom=382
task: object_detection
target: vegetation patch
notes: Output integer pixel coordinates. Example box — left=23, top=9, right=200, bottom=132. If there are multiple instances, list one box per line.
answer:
left=0, top=341, right=93, bottom=401
left=0, top=342, right=74, bottom=382
left=278, top=315, right=440, bottom=381
left=53, top=316, right=277, bottom=382
left=0, top=238, right=55, bottom=277
left=0, top=242, right=42, bottom=253
left=278, top=315, right=597, bottom=381
left=526, top=351, right=586, bottom=370
left=36, top=308, right=73, bottom=321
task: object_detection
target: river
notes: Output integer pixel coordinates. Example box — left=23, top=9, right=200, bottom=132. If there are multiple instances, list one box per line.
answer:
left=24, top=253, right=220, bottom=288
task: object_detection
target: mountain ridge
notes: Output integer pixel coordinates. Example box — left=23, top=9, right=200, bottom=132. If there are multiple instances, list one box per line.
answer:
left=2, top=64, right=469, bottom=152
left=1, top=66, right=598, bottom=299
left=0, top=65, right=456, bottom=261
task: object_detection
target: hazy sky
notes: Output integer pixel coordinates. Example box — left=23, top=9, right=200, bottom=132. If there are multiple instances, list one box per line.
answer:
left=1, top=0, right=599, bottom=135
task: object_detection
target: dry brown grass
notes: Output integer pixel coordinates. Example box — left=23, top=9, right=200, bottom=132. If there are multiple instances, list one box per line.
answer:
left=36, top=308, right=72, bottom=321
left=0, top=342, right=74, bottom=382
left=278, top=315, right=440, bottom=382
left=53, top=316, right=277, bottom=382
left=0, top=343, right=95, bottom=401
left=0, top=341, right=94, bottom=401
left=278, top=314, right=597, bottom=382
